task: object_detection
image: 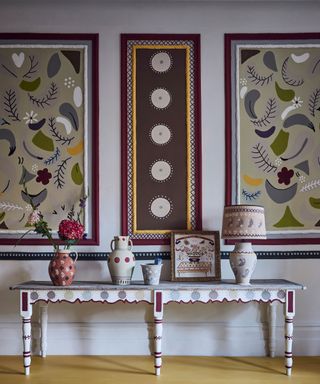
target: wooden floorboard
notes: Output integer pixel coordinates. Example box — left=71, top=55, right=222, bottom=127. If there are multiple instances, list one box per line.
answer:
left=0, top=356, right=319, bottom=384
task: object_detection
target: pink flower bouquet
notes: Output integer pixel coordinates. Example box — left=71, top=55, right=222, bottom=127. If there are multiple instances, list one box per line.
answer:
left=21, top=184, right=87, bottom=251
left=58, top=219, right=85, bottom=242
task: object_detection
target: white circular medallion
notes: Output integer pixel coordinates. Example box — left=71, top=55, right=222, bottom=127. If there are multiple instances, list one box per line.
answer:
left=150, top=88, right=171, bottom=109
left=151, top=52, right=172, bottom=73
left=150, top=197, right=172, bottom=218
left=150, top=124, right=172, bottom=145
left=150, top=160, right=172, bottom=182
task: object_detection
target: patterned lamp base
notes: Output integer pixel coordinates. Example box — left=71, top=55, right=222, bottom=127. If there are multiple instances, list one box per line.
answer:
left=229, top=242, right=257, bottom=285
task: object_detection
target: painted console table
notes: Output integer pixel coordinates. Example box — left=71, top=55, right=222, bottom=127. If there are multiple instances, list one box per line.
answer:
left=10, top=279, right=305, bottom=376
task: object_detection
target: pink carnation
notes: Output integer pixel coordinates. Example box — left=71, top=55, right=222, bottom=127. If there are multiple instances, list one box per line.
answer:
left=58, top=219, right=84, bottom=241
left=27, top=210, right=41, bottom=226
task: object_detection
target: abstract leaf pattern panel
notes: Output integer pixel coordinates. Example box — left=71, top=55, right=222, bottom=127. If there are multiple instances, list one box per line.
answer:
left=0, top=35, right=98, bottom=244
left=227, top=34, right=320, bottom=243
left=121, top=35, right=202, bottom=244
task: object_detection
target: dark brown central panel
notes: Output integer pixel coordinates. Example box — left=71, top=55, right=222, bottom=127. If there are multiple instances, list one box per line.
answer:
left=135, top=48, right=187, bottom=230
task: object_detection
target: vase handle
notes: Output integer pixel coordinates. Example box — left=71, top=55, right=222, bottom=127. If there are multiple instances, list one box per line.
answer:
left=70, top=250, right=78, bottom=263
left=128, top=238, right=133, bottom=251
left=110, top=239, right=115, bottom=251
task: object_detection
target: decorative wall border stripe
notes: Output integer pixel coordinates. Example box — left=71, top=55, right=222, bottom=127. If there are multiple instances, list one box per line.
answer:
left=0, top=251, right=319, bottom=260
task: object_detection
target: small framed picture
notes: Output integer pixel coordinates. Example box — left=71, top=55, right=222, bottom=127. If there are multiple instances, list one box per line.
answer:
left=171, top=231, right=221, bottom=282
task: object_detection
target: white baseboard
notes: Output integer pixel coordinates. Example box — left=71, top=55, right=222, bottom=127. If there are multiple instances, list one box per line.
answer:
left=1, top=322, right=319, bottom=356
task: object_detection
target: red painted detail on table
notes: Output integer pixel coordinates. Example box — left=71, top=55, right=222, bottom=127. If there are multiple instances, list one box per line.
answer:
left=287, top=291, right=294, bottom=313
left=25, top=297, right=286, bottom=306
left=27, top=298, right=154, bottom=305
left=22, top=292, right=28, bottom=312
left=163, top=298, right=285, bottom=305
left=155, top=292, right=162, bottom=313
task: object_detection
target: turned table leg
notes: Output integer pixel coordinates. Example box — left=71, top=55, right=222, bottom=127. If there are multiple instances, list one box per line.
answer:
left=284, top=290, right=295, bottom=376
left=21, top=291, right=33, bottom=375
left=154, top=290, right=163, bottom=376
left=268, top=301, right=277, bottom=357
left=39, top=303, right=48, bottom=357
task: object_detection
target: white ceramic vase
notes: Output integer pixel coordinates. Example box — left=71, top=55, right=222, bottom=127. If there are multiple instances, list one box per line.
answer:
left=108, top=236, right=135, bottom=285
left=229, top=242, right=257, bottom=285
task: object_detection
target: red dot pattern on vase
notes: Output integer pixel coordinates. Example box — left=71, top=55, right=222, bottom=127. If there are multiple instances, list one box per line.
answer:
left=114, top=257, right=120, bottom=263
left=125, top=257, right=130, bottom=263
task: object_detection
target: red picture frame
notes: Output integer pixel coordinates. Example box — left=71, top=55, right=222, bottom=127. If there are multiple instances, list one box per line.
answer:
left=0, top=33, right=99, bottom=246
left=225, top=33, right=320, bottom=245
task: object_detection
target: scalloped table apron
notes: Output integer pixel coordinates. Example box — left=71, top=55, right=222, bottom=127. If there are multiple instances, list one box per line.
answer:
left=10, top=279, right=305, bottom=376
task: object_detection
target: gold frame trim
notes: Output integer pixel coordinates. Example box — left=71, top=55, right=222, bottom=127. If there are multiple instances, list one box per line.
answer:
left=132, top=44, right=191, bottom=234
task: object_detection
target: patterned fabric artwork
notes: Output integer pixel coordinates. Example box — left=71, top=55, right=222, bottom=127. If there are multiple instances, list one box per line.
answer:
left=0, top=34, right=99, bottom=244
left=226, top=34, right=320, bottom=244
left=171, top=231, right=221, bottom=282
left=121, top=35, right=202, bottom=244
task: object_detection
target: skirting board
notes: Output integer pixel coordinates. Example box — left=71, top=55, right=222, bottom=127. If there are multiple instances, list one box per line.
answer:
left=0, top=251, right=319, bottom=260
left=1, top=321, right=319, bottom=356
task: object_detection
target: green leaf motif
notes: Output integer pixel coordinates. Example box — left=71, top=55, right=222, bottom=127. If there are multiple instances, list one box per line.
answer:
left=71, top=163, right=83, bottom=185
left=32, top=130, right=54, bottom=152
left=0, top=212, right=5, bottom=222
left=19, top=77, right=41, bottom=92
left=275, top=81, right=295, bottom=102
left=274, top=206, right=304, bottom=228
left=309, top=197, right=320, bottom=209
left=270, top=129, right=289, bottom=156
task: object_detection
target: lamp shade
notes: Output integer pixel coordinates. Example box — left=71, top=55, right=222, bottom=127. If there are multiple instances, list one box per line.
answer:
left=222, top=205, right=266, bottom=240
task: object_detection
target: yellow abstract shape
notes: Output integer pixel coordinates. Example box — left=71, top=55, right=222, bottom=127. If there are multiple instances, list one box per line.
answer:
left=243, top=174, right=263, bottom=186
left=67, top=140, right=84, bottom=156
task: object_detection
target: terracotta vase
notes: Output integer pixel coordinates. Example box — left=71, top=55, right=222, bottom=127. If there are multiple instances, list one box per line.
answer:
left=48, top=250, right=78, bottom=286
left=108, top=236, right=135, bottom=285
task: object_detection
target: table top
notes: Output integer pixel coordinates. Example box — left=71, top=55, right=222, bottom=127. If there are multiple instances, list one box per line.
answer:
left=10, top=279, right=306, bottom=291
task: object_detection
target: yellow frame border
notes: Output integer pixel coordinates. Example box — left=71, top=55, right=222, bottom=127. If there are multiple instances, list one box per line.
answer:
left=132, top=45, right=192, bottom=234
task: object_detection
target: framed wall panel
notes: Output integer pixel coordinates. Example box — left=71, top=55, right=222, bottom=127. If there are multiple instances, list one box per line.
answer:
left=121, top=34, right=202, bottom=245
left=225, top=33, right=320, bottom=245
left=171, top=231, right=221, bottom=282
left=0, top=33, right=99, bottom=246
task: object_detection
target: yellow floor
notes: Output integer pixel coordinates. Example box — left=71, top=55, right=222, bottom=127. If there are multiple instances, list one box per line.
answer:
left=0, top=356, right=319, bottom=384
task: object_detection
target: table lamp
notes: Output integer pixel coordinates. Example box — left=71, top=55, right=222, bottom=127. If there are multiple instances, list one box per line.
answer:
left=222, top=205, right=266, bottom=285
